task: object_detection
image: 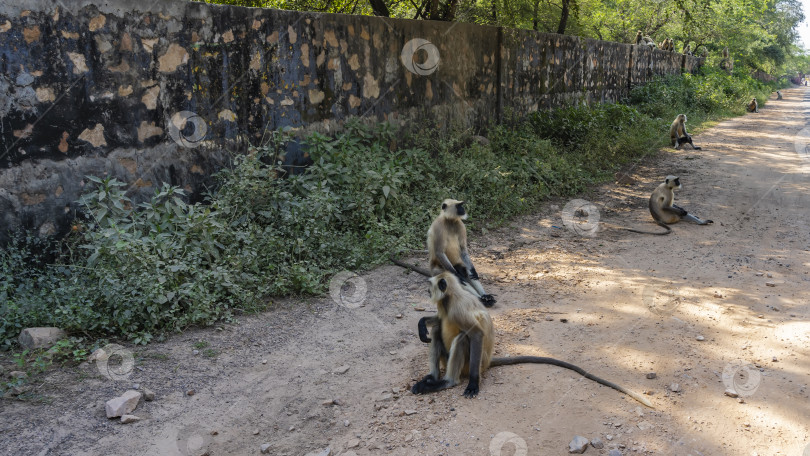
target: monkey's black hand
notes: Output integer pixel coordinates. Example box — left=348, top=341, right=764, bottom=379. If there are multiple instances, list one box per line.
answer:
left=454, top=272, right=469, bottom=286
left=417, top=317, right=432, bottom=343
left=463, top=380, right=480, bottom=398
left=478, top=294, right=496, bottom=308
left=412, top=375, right=444, bottom=394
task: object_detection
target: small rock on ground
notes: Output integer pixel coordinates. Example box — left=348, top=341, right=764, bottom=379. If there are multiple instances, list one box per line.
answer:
left=569, top=435, right=589, bottom=453
left=670, top=383, right=681, bottom=392
left=260, top=443, right=271, bottom=454
left=18, top=327, right=66, bottom=350
left=105, top=390, right=142, bottom=418
left=8, top=371, right=26, bottom=379
left=590, top=437, right=604, bottom=449
left=120, top=414, right=140, bottom=424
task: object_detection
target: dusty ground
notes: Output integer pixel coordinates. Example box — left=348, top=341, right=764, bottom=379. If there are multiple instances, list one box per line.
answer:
left=2, top=88, right=810, bottom=456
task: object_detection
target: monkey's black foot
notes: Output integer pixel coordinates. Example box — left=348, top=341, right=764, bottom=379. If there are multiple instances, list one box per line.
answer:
left=694, top=146, right=702, bottom=150
left=463, top=380, right=480, bottom=398
left=701, top=219, right=714, bottom=225
left=412, top=375, right=447, bottom=394
left=479, top=294, right=497, bottom=308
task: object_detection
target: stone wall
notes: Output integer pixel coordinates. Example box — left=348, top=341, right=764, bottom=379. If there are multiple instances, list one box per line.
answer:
left=0, top=0, right=701, bottom=241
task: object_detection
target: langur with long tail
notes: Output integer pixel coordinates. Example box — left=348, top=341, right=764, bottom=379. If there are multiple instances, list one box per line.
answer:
left=411, top=272, right=653, bottom=407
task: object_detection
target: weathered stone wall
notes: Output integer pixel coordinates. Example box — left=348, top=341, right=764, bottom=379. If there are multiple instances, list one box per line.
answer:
left=0, top=0, right=701, bottom=241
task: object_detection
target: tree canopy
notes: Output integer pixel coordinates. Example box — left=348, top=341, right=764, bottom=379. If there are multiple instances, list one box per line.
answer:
left=195, top=0, right=810, bottom=75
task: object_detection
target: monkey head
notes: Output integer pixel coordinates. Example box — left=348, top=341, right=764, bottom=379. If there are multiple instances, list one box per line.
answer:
left=678, top=113, right=687, bottom=122
left=441, top=199, right=467, bottom=221
left=429, top=271, right=456, bottom=301
left=664, top=175, right=682, bottom=190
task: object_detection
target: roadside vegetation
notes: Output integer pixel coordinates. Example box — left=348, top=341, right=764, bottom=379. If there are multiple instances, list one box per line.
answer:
left=0, top=67, right=784, bottom=360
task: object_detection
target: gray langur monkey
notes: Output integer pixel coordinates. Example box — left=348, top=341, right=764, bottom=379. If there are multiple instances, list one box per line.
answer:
left=747, top=98, right=759, bottom=112
left=411, top=272, right=653, bottom=407
left=641, top=35, right=657, bottom=48
left=427, top=199, right=495, bottom=307
left=391, top=199, right=495, bottom=307
left=683, top=43, right=692, bottom=56
left=634, top=31, right=643, bottom=45
left=603, top=175, right=713, bottom=235
left=649, top=175, right=713, bottom=228
left=776, top=91, right=783, bottom=100
left=670, top=114, right=701, bottom=150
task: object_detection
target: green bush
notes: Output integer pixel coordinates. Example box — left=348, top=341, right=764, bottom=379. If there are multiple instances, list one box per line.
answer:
left=0, top=69, right=785, bottom=346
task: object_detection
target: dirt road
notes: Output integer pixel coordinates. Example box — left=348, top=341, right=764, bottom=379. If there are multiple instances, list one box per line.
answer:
left=2, top=88, right=810, bottom=456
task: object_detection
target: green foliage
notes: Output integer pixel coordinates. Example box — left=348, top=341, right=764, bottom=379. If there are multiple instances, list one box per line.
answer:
left=0, top=70, right=781, bottom=346
left=627, top=67, right=782, bottom=121
left=194, top=0, right=806, bottom=76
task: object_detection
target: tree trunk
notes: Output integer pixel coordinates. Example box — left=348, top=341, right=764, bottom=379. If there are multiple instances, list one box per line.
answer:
left=557, top=0, right=570, bottom=34
left=429, top=0, right=440, bottom=20
left=491, top=0, right=497, bottom=21
left=532, top=0, right=539, bottom=30
left=369, top=0, right=390, bottom=16
left=442, top=0, right=460, bottom=20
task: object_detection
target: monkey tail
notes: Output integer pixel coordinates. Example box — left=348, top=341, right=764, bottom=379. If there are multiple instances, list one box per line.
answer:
left=490, top=356, right=654, bottom=408
left=622, top=222, right=672, bottom=236
left=389, top=256, right=432, bottom=277
left=602, top=221, right=672, bottom=235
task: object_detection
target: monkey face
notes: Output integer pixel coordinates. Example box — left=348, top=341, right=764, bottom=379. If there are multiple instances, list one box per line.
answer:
left=665, top=175, right=682, bottom=190
left=441, top=199, right=468, bottom=220
left=429, top=274, right=451, bottom=300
